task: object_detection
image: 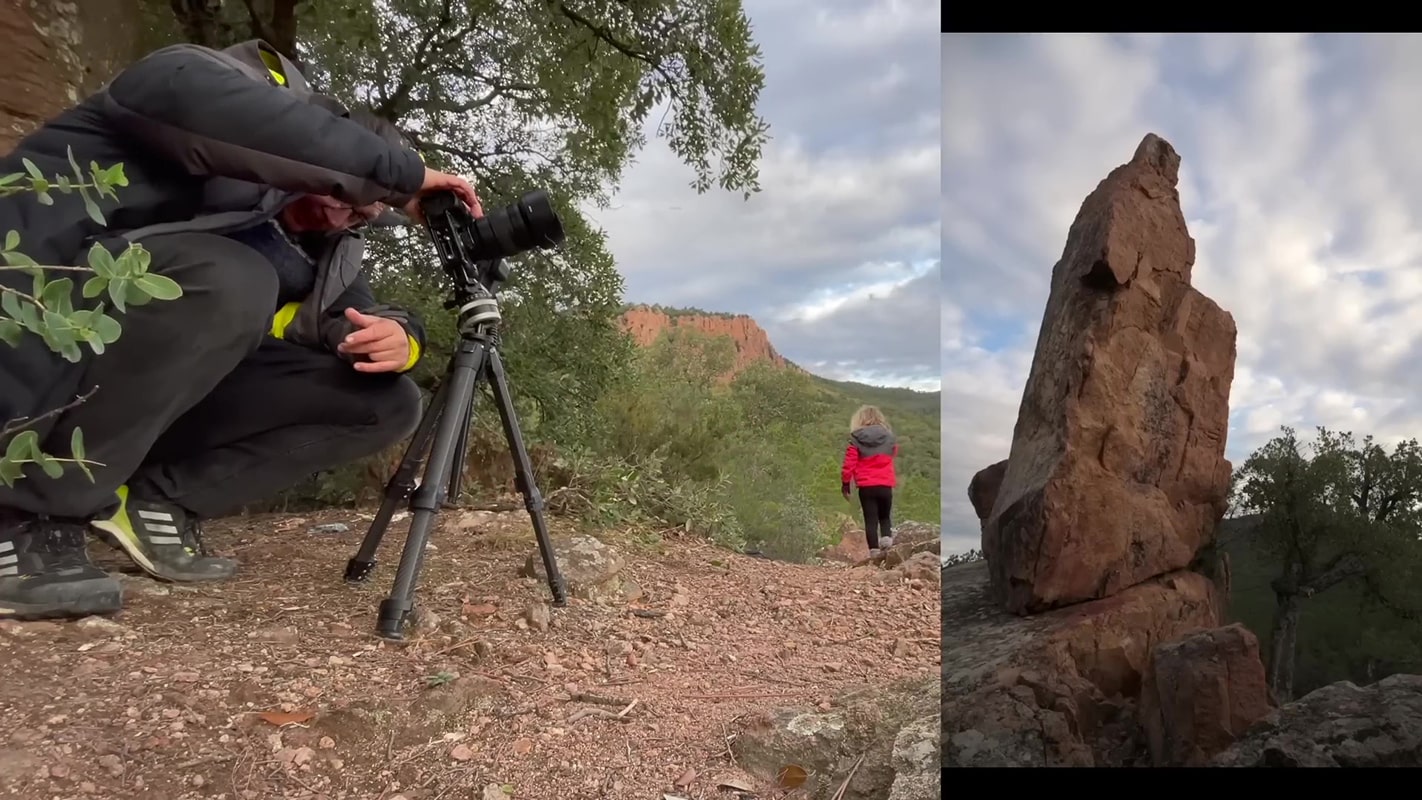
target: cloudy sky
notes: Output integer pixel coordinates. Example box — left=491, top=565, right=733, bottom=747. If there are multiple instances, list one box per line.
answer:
left=943, top=33, right=1422, bottom=554
left=584, top=0, right=942, bottom=391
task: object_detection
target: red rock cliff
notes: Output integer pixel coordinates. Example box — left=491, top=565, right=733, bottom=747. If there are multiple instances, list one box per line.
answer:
left=619, top=305, right=788, bottom=377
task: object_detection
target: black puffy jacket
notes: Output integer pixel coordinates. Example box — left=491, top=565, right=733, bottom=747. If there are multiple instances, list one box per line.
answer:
left=0, top=39, right=428, bottom=438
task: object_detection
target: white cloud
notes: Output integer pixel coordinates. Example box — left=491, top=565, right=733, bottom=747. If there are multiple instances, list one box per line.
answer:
left=582, top=0, right=941, bottom=389
left=943, top=33, right=1422, bottom=554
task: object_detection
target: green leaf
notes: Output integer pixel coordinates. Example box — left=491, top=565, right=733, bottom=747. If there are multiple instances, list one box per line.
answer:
left=83, top=329, right=104, bottom=354
left=55, top=177, right=72, bottom=194
left=133, top=273, right=182, bottom=301
left=67, top=147, right=84, bottom=183
left=0, top=458, right=23, bottom=488
left=1, top=288, right=23, bottom=319
left=40, top=277, right=74, bottom=317
left=39, top=277, right=72, bottom=312
left=3, top=230, right=17, bottom=250
left=87, top=242, right=117, bottom=278
left=98, top=162, right=127, bottom=188
left=107, top=277, right=128, bottom=313
left=92, top=313, right=122, bottom=344
left=0, top=173, right=24, bottom=187
left=80, top=189, right=106, bottom=226
left=0, top=249, right=38, bottom=267
left=15, top=300, right=40, bottom=331
left=70, top=427, right=85, bottom=462
left=0, top=319, right=22, bottom=347
left=5, top=429, right=39, bottom=463
left=35, top=191, right=53, bottom=206
left=82, top=275, right=107, bottom=299
left=57, top=340, right=83, bottom=363
left=35, top=453, right=63, bottom=479
left=124, top=284, right=152, bottom=306
left=128, top=245, right=152, bottom=275
left=20, top=158, right=42, bottom=181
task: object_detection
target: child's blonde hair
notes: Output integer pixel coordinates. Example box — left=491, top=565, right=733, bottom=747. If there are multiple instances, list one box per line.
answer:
left=850, top=404, right=890, bottom=432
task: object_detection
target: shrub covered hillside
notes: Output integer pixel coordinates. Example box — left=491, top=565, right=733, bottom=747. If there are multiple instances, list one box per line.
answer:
left=257, top=325, right=941, bottom=563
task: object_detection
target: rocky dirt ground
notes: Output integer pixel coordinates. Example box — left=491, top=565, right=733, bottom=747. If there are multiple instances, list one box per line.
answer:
left=0, top=508, right=940, bottom=799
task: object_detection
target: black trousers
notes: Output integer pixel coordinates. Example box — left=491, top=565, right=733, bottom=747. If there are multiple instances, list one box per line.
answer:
left=858, top=485, right=893, bottom=549
left=0, top=232, right=422, bottom=520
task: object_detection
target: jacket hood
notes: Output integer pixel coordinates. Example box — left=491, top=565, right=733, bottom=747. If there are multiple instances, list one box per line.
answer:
left=221, top=40, right=312, bottom=93
left=851, top=424, right=893, bottom=448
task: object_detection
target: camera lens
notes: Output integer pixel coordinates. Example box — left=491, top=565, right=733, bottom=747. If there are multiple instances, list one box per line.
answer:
left=467, top=189, right=566, bottom=261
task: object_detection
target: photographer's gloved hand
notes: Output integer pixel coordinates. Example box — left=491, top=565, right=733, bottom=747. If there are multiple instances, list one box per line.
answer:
left=337, top=308, right=413, bottom=373
left=404, top=167, right=482, bottom=222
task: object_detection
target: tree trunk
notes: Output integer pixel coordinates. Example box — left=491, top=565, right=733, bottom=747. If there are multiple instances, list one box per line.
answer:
left=1267, top=589, right=1302, bottom=703
left=170, top=0, right=229, bottom=48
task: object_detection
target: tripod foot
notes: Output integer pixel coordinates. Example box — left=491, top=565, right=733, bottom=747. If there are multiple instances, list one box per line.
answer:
left=376, top=597, right=415, bottom=640
left=344, top=558, right=377, bottom=584
left=550, top=577, right=568, bottom=608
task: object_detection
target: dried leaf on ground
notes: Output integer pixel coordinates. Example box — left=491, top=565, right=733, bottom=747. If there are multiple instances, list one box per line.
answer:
left=777, top=764, right=808, bottom=789
left=255, top=709, right=315, bottom=727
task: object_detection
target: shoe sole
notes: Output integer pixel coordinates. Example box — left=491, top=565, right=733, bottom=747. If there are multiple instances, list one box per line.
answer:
left=90, top=520, right=235, bottom=584
left=0, top=579, right=123, bottom=620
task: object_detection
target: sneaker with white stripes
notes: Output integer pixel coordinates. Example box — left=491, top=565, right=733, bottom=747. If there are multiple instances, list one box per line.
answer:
left=0, top=514, right=123, bottom=620
left=89, top=486, right=237, bottom=583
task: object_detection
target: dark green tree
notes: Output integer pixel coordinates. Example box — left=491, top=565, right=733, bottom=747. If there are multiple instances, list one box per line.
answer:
left=1233, top=426, right=1422, bottom=701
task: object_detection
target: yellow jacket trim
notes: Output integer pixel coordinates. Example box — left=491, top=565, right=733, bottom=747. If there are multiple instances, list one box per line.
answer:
left=259, top=50, right=287, bottom=86
left=399, top=336, right=420, bottom=372
left=269, top=302, right=300, bottom=339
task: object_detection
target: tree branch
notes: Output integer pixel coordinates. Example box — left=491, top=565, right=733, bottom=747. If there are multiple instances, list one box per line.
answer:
left=554, top=2, right=683, bottom=99
left=376, top=0, right=458, bottom=119
left=1300, top=551, right=1368, bottom=596
left=0, top=385, right=99, bottom=440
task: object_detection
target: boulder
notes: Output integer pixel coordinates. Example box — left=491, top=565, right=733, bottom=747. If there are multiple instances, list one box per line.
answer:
left=1211, top=674, right=1422, bottom=767
left=967, top=460, right=1007, bottom=521
left=519, top=535, right=626, bottom=603
left=982, top=133, right=1238, bottom=614
left=1140, top=623, right=1272, bottom=766
left=942, top=560, right=1222, bottom=767
left=734, top=677, right=938, bottom=799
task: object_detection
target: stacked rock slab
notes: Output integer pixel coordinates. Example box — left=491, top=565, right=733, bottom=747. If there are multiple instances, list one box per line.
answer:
left=982, top=133, right=1238, bottom=614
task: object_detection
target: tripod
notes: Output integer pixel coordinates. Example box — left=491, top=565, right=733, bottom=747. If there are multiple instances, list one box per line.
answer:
left=343, top=258, right=568, bottom=640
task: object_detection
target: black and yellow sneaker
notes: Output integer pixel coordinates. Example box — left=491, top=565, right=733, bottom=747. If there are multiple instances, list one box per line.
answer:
left=89, top=486, right=237, bottom=583
left=0, top=514, right=123, bottom=620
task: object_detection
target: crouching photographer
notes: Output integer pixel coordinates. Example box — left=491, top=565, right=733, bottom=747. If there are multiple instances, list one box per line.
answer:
left=0, top=39, right=481, bottom=621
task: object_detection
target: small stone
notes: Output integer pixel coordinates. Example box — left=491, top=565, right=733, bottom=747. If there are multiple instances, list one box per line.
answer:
left=309, top=523, right=349, bottom=534
left=97, top=754, right=123, bottom=776
left=524, top=603, right=551, bottom=632
left=318, top=736, right=336, bottom=750
left=450, top=743, right=476, bottom=761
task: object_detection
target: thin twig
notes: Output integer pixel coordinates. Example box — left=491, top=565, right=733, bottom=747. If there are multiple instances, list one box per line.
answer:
left=682, top=691, right=812, bottom=701
left=830, top=754, right=866, bottom=800
left=0, top=265, right=92, bottom=272
left=0, top=385, right=99, bottom=438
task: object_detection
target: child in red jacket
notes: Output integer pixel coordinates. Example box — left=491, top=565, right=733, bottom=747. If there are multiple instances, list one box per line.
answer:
left=840, top=405, right=898, bottom=554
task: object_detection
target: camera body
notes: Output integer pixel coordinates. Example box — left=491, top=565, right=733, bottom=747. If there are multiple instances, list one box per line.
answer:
left=419, top=189, right=565, bottom=291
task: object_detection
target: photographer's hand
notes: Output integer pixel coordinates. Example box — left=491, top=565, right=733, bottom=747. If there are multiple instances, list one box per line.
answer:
left=338, top=308, right=412, bottom=373
left=404, top=168, right=482, bottom=223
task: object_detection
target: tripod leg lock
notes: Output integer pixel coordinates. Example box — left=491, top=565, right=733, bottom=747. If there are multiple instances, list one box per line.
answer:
left=376, top=597, right=416, bottom=640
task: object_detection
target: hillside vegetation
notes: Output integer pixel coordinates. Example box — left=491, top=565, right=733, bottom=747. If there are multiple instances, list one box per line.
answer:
left=261, top=323, right=940, bottom=563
